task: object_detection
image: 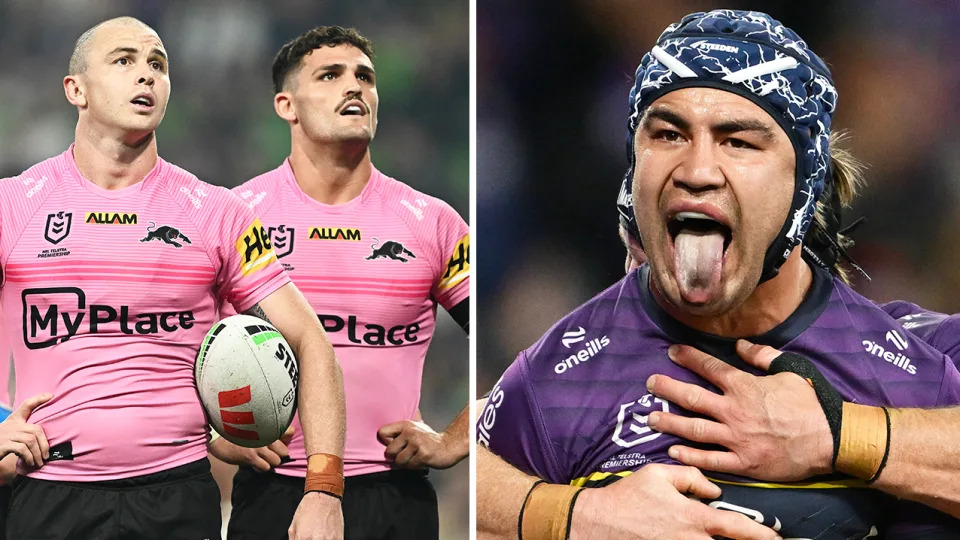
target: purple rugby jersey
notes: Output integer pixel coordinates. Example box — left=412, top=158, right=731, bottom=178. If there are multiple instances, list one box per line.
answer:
left=883, top=300, right=960, bottom=366
left=480, top=265, right=960, bottom=538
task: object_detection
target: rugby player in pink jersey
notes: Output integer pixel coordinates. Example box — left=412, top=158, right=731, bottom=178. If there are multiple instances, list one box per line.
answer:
left=206, top=27, right=470, bottom=540
left=0, top=17, right=347, bottom=540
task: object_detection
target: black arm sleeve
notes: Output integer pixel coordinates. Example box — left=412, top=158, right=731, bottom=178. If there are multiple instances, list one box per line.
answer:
left=447, top=298, right=469, bottom=334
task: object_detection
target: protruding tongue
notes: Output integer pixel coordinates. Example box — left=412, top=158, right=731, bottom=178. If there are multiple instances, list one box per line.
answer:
left=674, top=230, right=724, bottom=304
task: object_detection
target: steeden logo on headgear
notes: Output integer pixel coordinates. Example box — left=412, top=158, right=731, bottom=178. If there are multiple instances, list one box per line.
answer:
left=690, top=40, right=739, bottom=54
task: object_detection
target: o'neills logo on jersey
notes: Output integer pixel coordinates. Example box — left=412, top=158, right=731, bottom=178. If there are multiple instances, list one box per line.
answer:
left=317, top=314, right=420, bottom=346
left=85, top=212, right=138, bottom=225
left=862, top=335, right=917, bottom=375
left=554, top=334, right=610, bottom=374
left=477, top=378, right=505, bottom=447
left=309, top=227, right=361, bottom=241
left=22, top=287, right=195, bottom=350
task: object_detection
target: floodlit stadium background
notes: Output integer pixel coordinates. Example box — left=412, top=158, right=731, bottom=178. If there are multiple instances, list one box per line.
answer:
left=0, top=1, right=468, bottom=538
left=478, top=0, right=960, bottom=391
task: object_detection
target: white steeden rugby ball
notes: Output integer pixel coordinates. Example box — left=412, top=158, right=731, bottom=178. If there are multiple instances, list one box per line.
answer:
left=195, top=314, right=299, bottom=448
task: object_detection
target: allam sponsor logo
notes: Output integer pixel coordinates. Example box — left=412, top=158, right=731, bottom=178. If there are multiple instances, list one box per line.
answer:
left=309, top=227, right=361, bottom=241
left=85, top=212, right=138, bottom=225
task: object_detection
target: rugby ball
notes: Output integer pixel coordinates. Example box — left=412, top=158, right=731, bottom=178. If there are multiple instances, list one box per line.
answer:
left=195, top=314, right=299, bottom=448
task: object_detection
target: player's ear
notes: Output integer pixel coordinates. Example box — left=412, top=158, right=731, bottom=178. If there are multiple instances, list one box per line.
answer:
left=64, top=75, right=87, bottom=108
left=274, top=92, right=297, bottom=123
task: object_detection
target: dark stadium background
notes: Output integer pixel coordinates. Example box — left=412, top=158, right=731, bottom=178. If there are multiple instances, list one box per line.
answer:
left=0, top=1, right=468, bottom=537
left=478, top=0, right=960, bottom=392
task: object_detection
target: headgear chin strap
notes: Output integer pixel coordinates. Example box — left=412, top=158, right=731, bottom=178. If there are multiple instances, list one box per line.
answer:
left=625, top=10, right=837, bottom=283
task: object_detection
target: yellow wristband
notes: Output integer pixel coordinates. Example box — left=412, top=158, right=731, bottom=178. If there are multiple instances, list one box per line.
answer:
left=835, top=403, right=890, bottom=481
left=520, top=483, right=583, bottom=540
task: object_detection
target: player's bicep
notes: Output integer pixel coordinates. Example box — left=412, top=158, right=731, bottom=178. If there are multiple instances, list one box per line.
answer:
left=244, top=282, right=323, bottom=354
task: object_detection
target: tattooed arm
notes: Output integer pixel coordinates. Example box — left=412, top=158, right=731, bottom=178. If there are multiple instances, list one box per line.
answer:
left=243, top=283, right=345, bottom=461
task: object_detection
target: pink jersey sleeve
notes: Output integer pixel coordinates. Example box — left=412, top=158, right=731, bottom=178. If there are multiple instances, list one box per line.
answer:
left=431, top=201, right=470, bottom=310
left=206, top=192, right=290, bottom=313
left=0, top=306, right=10, bottom=409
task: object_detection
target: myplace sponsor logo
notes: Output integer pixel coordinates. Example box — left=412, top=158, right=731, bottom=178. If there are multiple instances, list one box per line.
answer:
left=555, top=329, right=609, bottom=374
left=862, top=329, right=916, bottom=375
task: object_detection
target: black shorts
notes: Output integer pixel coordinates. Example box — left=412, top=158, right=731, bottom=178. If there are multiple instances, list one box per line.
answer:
left=0, top=484, right=10, bottom=540
left=228, top=467, right=439, bottom=540
left=7, top=459, right=221, bottom=540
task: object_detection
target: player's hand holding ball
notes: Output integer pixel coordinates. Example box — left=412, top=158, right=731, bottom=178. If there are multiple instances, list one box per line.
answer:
left=209, top=424, right=295, bottom=471
left=377, top=419, right=467, bottom=470
left=0, top=393, right=52, bottom=468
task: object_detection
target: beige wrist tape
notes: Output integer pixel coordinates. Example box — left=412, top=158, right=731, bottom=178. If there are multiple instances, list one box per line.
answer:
left=520, top=482, right=583, bottom=540
left=304, top=453, right=345, bottom=499
left=835, top=402, right=890, bottom=482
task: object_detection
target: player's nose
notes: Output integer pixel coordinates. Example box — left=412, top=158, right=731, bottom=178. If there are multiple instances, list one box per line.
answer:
left=138, top=73, right=155, bottom=88
left=672, top=137, right=725, bottom=192
left=344, top=80, right=362, bottom=96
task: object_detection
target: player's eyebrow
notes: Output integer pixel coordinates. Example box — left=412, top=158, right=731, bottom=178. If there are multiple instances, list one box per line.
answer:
left=643, top=108, right=777, bottom=141
left=642, top=109, right=689, bottom=131
left=712, top=119, right=777, bottom=142
left=356, top=65, right=376, bottom=78
left=313, top=63, right=346, bottom=76
left=107, top=46, right=167, bottom=62
left=150, top=48, right=168, bottom=62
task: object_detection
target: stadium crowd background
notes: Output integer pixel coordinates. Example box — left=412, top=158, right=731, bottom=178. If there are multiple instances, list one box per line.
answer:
left=0, top=1, right=469, bottom=538
left=478, top=0, right=960, bottom=391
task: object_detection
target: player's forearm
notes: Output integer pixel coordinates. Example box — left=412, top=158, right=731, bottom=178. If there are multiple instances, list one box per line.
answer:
left=476, top=444, right=539, bottom=540
left=869, top=407, right=960, bottom=517
left=296, top=333, right=346, bottom=458
left=440, top=402, right=470, bottom=462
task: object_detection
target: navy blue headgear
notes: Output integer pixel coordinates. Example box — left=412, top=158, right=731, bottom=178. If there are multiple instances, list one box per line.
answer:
left=623, top=10, right=837, bottom=283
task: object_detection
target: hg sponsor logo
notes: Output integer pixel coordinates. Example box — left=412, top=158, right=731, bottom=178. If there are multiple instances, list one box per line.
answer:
left=22, top=287, right=195, bottom=350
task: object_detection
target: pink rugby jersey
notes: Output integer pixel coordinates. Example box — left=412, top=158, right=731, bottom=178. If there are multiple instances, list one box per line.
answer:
left=234, top=160, right=469, bottom=477
left=0, top=148, right=288, bottom=481
left=0, top=306, right=10, bottom=409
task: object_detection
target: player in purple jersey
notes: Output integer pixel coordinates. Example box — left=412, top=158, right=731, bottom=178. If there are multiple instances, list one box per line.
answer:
left=618, top=128, right=960, bottom=525
left=0, top=17, right=347, bottom=540
left=478, top=9, right=960, bottom=540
